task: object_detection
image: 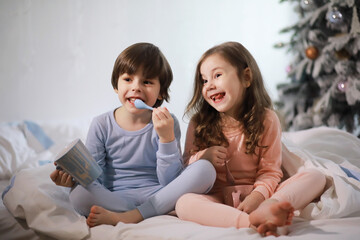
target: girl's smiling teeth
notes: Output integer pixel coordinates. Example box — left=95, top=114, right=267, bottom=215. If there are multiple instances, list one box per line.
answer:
left=210, top=92, right=225, bottom=102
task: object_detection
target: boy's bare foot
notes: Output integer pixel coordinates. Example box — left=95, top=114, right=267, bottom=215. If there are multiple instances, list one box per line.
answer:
left=86, top=205, right=144, bottom=227
left=249, top=199, right=294, bottom=236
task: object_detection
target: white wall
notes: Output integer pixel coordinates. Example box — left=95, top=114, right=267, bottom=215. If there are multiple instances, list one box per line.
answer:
left=0, top=0, right=296, bottom=147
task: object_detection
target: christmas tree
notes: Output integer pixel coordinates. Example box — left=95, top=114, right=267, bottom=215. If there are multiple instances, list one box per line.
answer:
left=275, top=0, right=360, bottom=137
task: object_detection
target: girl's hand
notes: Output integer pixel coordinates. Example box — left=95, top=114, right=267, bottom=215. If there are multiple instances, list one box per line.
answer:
left=152, top=107, right=175, bottom=143
left=237, top=191, right=265, bottom=214
left=200, top=146, right=228, bottom=167
left=50, top=166, right=75, bottom=187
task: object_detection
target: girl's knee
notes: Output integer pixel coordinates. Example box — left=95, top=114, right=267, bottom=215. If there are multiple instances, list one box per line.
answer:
left=177, top=193, right=198, bottom=205
left=175, top=193, right=198, bottom=219
left=305, top=169, right=326, bottom=188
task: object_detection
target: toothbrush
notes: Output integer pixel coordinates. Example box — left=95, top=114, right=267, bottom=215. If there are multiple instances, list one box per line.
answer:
left=134, top=99, right=153, bottom=110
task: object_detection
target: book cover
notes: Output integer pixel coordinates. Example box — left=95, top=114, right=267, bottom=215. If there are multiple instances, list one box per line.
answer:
left=54, top=138, right=102, bottom=187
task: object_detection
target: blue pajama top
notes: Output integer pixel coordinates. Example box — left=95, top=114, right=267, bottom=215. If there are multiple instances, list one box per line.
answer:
left=85, top=108, right=183, bottom=192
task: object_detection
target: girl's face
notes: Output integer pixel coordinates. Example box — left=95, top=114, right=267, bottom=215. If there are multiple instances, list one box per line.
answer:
left=200, top=53, right=251, bottom=118
left=115, top=68, right=161, bottom=114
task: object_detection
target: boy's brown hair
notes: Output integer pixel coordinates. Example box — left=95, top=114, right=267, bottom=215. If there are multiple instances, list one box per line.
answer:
left=111, top=42, right=173, bottom=107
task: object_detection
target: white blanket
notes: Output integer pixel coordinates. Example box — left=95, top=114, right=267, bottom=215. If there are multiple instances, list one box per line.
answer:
left=2, top=126, right=360, bottom=239
left=282, top=127, right=360, bottom=219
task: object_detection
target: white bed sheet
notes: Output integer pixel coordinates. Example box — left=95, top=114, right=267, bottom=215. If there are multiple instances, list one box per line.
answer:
left=1, top=121, right=360, bottom=240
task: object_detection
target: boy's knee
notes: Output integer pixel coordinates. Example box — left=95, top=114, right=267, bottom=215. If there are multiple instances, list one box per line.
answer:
left=193, top=159, right=216, bottom=181
left=190, top=160, right=216, bottom=192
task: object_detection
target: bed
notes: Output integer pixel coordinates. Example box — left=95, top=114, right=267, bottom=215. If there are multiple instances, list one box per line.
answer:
left=1, top=120, right=360, bottom=240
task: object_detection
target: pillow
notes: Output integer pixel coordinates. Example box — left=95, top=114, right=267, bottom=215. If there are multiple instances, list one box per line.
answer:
left=0, top=122, right=54, bottom=180
left=40, top=119, right=91, bottom=156
left=2, top=163, right=89, bottom=239
left=0, top=123, right=34, bottom=179
left=340, top=166, right=360, bottom=181
left=21, top=121, right=54, bottom=153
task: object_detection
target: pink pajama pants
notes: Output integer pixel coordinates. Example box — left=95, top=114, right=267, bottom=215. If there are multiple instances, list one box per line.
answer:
left=175, top=168, right=326, bottom=228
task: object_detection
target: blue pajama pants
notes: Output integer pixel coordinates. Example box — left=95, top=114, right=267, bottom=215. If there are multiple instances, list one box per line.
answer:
left=69, top=159, right=216, bottom=219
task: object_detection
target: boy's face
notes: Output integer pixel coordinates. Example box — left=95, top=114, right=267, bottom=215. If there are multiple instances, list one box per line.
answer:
left=114, top=68, right=162, bottom=113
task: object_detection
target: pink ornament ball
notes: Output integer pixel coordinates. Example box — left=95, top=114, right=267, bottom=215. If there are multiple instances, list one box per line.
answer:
left=337, top=81, right=347, bottom=92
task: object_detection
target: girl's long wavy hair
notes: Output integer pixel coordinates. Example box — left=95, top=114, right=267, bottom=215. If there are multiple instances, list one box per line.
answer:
left=185, top=42, right=273, bottom=154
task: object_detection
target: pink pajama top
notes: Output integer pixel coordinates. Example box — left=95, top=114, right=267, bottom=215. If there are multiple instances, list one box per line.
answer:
left=183, top=109, right=283, bottom=199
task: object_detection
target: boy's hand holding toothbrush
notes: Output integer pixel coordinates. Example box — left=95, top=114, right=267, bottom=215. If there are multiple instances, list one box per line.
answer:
left=152, top=107, right=175, bottom=143
left=134, top=99, right=175, bottom=143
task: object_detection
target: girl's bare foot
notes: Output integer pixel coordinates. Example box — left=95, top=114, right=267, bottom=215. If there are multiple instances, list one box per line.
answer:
left=86, top=205, right=144, bottom=227
left=256, top=222, right=279, bottom=237
left=249, top=199, right=294, bottom=236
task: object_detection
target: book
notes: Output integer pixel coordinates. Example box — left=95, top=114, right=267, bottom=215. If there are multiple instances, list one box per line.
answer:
left=54, top=138, right=102, bottom=187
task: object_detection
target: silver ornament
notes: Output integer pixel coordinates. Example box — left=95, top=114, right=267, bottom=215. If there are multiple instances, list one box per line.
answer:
left=327, top=7, right=344, bottom=24
left=300, top=0, right=316, bottom=11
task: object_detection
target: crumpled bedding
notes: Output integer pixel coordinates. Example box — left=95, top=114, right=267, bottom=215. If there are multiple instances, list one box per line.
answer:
left=1, top=125, right=360, bottom=239
left=281, top=127, right=360, bottom=219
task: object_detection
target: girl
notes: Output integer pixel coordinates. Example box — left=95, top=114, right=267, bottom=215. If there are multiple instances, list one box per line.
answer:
left=50, top=42, right=216, bottom=227
left=175, top=42, right=326, bottom=236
